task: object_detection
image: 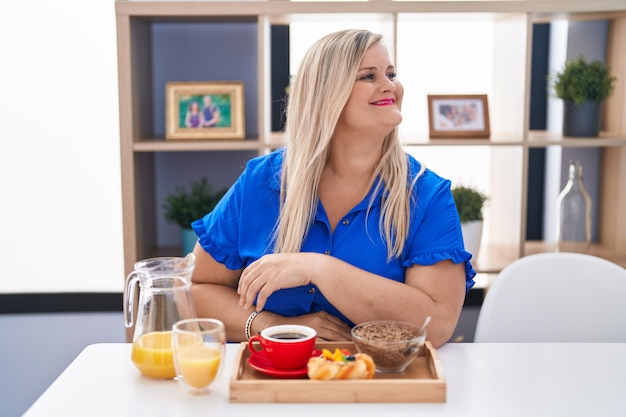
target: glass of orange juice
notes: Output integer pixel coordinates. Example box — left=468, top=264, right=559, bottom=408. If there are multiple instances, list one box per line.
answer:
left=172, top=318, right=226, bottom=395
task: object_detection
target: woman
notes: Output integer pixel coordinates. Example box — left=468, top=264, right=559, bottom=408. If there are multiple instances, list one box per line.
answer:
left=190, top=29, right=475, bottom=347
left=184, top=101, right=203, bottom=128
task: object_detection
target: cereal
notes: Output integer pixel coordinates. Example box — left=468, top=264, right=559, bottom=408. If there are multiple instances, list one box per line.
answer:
left=351, top=320, right=426, bottom=373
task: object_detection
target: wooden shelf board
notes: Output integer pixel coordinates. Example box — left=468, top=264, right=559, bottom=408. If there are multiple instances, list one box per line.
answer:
left=525, top=241, right=626, bottom=268
left=133, top=139, right=261, bottom=152
left=116, top=1, right=626, bottom=18
left=528, top=130, right=626, bottom=148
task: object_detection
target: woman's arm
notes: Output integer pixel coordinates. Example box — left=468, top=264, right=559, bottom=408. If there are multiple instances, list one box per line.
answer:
left=190, top=242, right=249, bottom=342
left=191, top=243, right=353, bottom=342
left=319, top=258, right=466, bottom=347
left=238, top=253, right=466, bottom=347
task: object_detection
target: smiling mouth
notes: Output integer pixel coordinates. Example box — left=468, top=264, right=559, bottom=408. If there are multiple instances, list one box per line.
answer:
left=371, top=98, right=395, bottom=106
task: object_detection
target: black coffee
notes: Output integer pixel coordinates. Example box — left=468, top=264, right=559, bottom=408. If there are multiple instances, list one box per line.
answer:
left=270, top=332, right=307, bottom=340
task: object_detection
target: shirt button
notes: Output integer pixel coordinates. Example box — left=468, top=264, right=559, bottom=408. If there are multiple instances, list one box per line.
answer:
left=324, top=250, right=330, bottom=255
left=342, top=219, right=349, bottom=225
left=308, top=287, right=316, bottom=294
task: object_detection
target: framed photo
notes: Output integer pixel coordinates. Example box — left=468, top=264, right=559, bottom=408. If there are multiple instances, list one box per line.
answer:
left=165, top=81, right=245, bottom=140
left=427, top=94, right=490, bottom=139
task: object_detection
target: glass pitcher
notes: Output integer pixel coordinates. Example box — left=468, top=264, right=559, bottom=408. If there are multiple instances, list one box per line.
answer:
left=124, top=253, right=197, bottom=379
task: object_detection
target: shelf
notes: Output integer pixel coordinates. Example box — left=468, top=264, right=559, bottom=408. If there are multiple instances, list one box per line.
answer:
left=473, top=243, right=521, bottom=274
left=533, top=10, right=626, bottom=24
left=116, top=1, right=626, bottom=17
left=525, top=241, right=626, bottom=268
left=132, top=130, right=626, bottom=152
left=528, top=130, right=626, bottom=148
left=133, top=139, right=261, bottom=152
left=116, top=0, right=626, bottom=277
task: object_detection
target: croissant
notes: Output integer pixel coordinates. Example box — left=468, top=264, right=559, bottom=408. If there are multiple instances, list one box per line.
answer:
left=307, top=352, right=376, bottom=380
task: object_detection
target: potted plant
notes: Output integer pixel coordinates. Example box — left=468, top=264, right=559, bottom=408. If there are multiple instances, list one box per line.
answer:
left=452, top=185, right=488, bottom=259
left=163, top=178, right=227, bottom=255
left=552, top=55, right=616, bottom=137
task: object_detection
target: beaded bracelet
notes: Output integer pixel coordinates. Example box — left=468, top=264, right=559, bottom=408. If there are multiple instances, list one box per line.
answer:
left=244, top=311, right=259, bottom=340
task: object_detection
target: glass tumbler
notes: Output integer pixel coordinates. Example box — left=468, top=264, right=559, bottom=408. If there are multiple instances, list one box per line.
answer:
left=172, top=318, right=226, bottom=396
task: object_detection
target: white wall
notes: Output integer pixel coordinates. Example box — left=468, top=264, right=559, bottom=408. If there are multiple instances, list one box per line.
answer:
left=0, top=0, right=123, bottom=292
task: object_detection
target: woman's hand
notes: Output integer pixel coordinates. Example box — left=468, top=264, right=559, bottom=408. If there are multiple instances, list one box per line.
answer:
left=237, top=252, right=326, bottom=311
left=269, top=311, right=353, bottom=341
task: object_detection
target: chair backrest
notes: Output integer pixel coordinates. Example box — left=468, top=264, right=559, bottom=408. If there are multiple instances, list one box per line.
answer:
left=474, top=252, right=626, bottom=342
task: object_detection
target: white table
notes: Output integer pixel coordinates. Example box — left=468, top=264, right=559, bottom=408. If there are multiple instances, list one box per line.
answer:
left=24, top=342, right=626, bottom=417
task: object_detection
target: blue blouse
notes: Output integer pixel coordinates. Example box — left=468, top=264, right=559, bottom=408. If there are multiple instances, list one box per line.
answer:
left=192, top=148, right=476, bottom=326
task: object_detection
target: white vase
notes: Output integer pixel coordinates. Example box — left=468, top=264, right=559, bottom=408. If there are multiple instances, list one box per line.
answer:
left=461, top=220, right=483, bottom=260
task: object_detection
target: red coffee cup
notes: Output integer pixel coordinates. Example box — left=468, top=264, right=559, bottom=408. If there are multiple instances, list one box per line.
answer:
left=247, top=324, right=316, bottom=370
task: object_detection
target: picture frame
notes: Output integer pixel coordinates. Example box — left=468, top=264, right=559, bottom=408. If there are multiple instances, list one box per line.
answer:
left=427, top=94, right=490, bottom=139
left=165, top=81, right=245, bottom=140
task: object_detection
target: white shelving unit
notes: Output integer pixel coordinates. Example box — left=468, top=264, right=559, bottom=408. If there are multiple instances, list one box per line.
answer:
left=115, top=0, right=626, bottom=277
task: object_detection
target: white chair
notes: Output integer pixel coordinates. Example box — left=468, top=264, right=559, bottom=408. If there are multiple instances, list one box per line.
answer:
left=474, top=252, right=626, bottom=342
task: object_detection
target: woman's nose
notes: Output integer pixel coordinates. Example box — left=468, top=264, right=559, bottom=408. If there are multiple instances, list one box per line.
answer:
left=380, top=77, right=396, bottom=92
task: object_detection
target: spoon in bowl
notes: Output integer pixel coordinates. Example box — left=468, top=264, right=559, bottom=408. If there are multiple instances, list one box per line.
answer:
left=403, top=315, right=431, bottom=356
left=417, top=315, right=431, bottom=335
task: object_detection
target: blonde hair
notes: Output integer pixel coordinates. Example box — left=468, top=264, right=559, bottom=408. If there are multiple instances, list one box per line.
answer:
left=275, top=29, right=415, bottom=260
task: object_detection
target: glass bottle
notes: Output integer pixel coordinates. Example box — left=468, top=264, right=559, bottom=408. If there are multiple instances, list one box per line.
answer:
left=556, top=161, right=592, bottom=253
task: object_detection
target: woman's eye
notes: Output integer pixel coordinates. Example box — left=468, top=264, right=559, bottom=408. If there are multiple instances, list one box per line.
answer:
left=357, top=71, right=397, bottom=81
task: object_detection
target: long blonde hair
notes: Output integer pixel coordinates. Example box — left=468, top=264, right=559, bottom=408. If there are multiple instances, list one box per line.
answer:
left=275, top=29, right=414, bottom=260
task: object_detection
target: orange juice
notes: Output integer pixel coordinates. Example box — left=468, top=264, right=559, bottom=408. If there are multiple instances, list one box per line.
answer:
left=131, top=331, right=175, bottom=379
left=177, top=346, right=221, bottom=389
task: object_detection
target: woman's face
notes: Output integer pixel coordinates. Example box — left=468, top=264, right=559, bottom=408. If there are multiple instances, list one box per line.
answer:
left=337, top=42, right=403, bottom=137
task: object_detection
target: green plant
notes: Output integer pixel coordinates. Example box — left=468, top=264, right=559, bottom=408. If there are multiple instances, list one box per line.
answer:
left=552, top=56, right=616, bottom=105
left=163, top=178, right=227, bottom=229
left=452, top=186, right=488, bottom=223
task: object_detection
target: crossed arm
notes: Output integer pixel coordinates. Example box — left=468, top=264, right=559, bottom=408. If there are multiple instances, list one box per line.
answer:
left=191, top=243, right=466, bottom=347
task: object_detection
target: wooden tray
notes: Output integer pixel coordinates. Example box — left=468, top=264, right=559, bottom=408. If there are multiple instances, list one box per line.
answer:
left=229, top=341, right=446, bottom=403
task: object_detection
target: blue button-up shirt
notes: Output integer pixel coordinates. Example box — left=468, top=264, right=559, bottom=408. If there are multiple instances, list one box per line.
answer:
left=192, top=148, right=475, bottom=326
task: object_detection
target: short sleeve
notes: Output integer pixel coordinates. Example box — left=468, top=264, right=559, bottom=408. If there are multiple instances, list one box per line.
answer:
left=402, top=160, right=476, bottom=292
left=191, top=179, right=246, bottom=270
left=191, top=150, right=283, bottom=271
